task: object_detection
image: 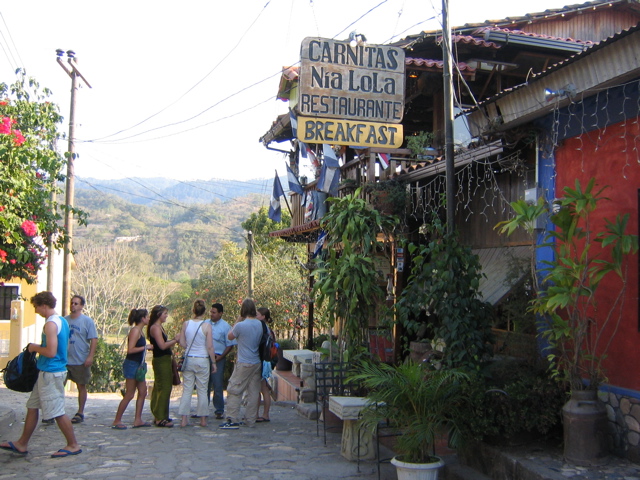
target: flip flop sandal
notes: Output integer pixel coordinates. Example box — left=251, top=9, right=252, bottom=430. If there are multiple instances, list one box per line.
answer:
left=155, top=419, right=174, bottom=428
left=0, top=441, right=28, bottom=455
left=111, top=424, right=127, bottom=430
left=256, top=417, right=271, bottom=423
left=71, top=413, right=84, bottom=424
left=51, top=448, right=82, bottom=458
left=132, top=422, right=152, bottom=428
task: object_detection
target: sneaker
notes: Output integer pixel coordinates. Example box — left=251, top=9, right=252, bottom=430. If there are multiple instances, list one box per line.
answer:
left=42, top=418, right=55, bottom=425
left=215, top=413, right=224, bottom=420
left=219, top=422, right=240, bottom=429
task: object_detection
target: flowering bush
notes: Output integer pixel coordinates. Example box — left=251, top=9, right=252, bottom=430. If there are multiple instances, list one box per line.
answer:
left=0, top=73, right=87, bottom=283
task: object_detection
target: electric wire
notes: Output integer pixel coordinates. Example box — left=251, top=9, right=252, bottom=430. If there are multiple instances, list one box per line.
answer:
left=89, top=1, right=275, bottom=142
left=76, top=176, right=253, bottom=237
left=0, top=12, right=22, bottom=72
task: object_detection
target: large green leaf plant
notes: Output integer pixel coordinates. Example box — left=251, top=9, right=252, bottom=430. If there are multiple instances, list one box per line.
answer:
left=497, top=178, right=638, bottom=391
left=313, top=188, right=397, bottom=362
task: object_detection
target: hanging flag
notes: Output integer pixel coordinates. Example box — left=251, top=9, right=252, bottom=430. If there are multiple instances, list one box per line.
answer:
left=317, top=144, right=340, bottom=195
left=268, top=173, right=284, bottom=223
left=312, top=230, right=327, bottom=259
left=378, top=153, right=390, bottom=170
left=289, top=109, right=297, bottom=137
left=286, top=164, right=304, bottom=195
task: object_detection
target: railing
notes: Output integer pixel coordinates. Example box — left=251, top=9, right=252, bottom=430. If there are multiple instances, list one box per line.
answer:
left=287, top=148, right=414, bottom=228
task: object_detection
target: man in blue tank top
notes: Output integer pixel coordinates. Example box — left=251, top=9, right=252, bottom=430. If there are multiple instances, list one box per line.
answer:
left=0, top=292, right=81, bottom=458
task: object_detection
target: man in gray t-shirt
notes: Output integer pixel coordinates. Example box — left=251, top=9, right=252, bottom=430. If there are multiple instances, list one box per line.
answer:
left=219, top=298, right=263, bottom=430
left=64, top=295, right=98, bottom=424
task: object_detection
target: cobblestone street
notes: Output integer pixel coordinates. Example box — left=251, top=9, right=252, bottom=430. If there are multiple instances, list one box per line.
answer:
left=0, top=386, right=389, bottom=480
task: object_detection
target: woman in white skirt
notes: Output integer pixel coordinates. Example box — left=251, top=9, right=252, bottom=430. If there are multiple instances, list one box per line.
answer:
left=177, top=299, right=217, bottom=427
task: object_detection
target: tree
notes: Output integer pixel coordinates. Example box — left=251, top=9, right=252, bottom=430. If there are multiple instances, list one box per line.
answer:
left=72, top=243, right=181, bottom=337
left=0, top=73, right=86, bottom=282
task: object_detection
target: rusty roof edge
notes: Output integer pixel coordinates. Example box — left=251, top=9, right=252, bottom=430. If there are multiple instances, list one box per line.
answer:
left=463, top=22, right=640, bottom=114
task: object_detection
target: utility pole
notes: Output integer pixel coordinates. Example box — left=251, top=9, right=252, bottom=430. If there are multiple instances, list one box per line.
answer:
left=56, top=49, right=91, bottom=315
left=442, top=0, right=456, bottom=234
left=247, top=231, right=254, bottom=299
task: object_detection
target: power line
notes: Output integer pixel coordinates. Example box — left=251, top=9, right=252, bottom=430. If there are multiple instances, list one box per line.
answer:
left=76, top=176, right=251, bottom=237
left=0, top=12, right=23, bottom=71
left=89, top=1, right=275, bottom=142
left=77, top=149, right=272, bottom=208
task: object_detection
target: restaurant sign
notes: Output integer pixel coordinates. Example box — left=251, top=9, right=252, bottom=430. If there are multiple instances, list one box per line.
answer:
left=298, top=37, right=405, bottom=124
left=297, top=116, right=403, bottom=148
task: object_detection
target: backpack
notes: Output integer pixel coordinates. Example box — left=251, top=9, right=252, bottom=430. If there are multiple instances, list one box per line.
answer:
left=2, top=346, right=39, bottom=392
left=259, top=322, right=278, bottom=369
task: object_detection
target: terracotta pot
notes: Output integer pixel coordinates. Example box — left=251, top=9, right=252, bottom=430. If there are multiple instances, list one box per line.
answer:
left=563, top=389, right=609, bottom=466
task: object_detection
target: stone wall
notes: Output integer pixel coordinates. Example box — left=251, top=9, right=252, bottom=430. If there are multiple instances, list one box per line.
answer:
left=600, top=389, right=640, bottom=462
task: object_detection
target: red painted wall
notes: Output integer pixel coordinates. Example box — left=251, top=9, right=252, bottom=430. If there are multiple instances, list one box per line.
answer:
left=555, top=116, right=640, bottom=390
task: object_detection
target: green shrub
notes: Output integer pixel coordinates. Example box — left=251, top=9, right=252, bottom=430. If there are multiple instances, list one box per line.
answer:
left=458, top=359, right=567, bottom=443
left=89, top=338, right=125, bottom=393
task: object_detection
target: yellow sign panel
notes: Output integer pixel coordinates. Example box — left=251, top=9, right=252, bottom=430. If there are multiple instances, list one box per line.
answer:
left=297, top=116, right=403, bottom=148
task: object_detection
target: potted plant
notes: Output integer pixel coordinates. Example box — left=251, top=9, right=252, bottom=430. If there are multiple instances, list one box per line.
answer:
left=276, top=338, right=298, bottom=371
left=405, top=131, right=436, bottom=159
left=352, top=361, right=469, bottom=480
left=364, top=179, right=409, bottom=217
left=496, top=178, right=639, bottom=466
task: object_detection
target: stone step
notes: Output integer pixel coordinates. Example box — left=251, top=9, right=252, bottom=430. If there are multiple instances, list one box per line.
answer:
left=443, top=461, right=492, bottom=480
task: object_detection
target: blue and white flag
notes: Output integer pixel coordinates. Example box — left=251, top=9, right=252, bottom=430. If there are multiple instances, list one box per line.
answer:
left=312, top=230, right=327, bottom=259
left=289, top=109, right=298, bottom=137
left=268, top=173, right=284, bottom=223
left=286, top=163, right=304, bottom=195
left=317, top=144, right=340, bottom=195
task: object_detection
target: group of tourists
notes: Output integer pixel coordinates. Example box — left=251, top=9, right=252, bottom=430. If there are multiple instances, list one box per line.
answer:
left=0, top=291, right=277, bottom=458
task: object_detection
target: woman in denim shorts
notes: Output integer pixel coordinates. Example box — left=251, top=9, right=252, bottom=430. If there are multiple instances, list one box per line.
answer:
left=112, top=309, right=153, bottom=429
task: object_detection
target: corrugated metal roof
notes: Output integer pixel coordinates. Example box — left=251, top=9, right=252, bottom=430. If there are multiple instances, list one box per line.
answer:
left=392, top=0, right=639, bottom=47
left=464, top=22, right=640, bottom=113
left=474, top=26, right=594, bottom=45
left=406, top=57, right=476, bottom=73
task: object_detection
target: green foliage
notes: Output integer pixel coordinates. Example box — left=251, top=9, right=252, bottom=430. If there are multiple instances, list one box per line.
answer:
left=74, top=188, right=264, bottom=281
left=171, top=213, right=314, bottom=345
left=457, top=360, right=566, bottom=443
left=0, top=73, right=87, bottom=282
left=278, top=338, right=299, bottom=350
left=352, top=361, right=469, bottom=463
left=405, top=131, right=435, bottom=157
left=364, top=178, right=409, bottom=217
left=397, top=217, right=494, bottom=371
left=89, top=338, right=125, bottom=393
left=313, top=189, right=397, bottom=361
left=496, top=179, right=638, bottom=390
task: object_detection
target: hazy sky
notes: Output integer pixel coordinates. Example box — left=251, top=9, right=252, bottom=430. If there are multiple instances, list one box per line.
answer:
left=0, top=0, right=571, bottom=186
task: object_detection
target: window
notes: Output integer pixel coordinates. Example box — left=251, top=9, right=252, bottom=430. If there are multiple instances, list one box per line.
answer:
left=0, top=285, right=19, bottom=321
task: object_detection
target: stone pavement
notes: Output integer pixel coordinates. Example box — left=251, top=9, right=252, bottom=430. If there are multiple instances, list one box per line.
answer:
left=0, top=385, right=393, bottom=480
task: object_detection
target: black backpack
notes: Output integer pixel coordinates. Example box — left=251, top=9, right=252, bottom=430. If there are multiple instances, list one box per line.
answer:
left=2, top=346, right=39, bottom=392
left=259, top=321, right=278, bottom=369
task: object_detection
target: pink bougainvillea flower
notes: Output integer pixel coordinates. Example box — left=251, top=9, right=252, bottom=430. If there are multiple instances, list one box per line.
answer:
left=0, top=206, right=4, bottom=212
left=0, top=117, right=11, bottom=135
left=21, top=220, right=38, bottom=237
left=12, top=129, right=25, bottom=146
left=9, top=259, right=15, bottom=264
left=0, top=249, right=6, bottom=262
left=0, top=101, right=7, bottom=106
left=25, top=263, right=34, bottom=271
